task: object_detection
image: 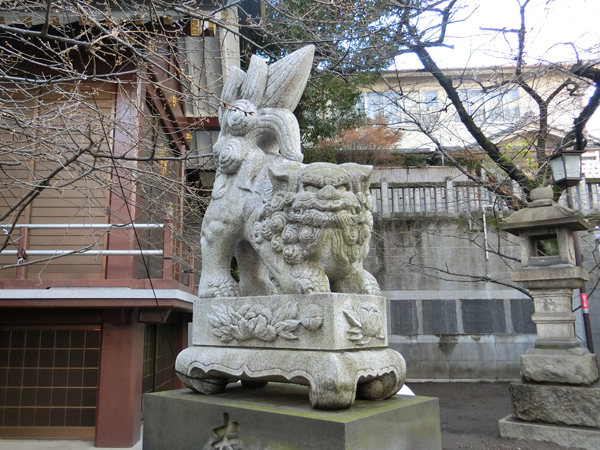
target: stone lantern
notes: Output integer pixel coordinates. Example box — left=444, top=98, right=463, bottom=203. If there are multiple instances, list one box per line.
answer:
left=501, top=186, right=598, bottom=384
left=499, top=187, right=600, bottom=449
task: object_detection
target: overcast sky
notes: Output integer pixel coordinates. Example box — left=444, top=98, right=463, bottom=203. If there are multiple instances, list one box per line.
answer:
left=396, top=0, right=600, bottom=69
left=394, top=0, right=600, bottom=134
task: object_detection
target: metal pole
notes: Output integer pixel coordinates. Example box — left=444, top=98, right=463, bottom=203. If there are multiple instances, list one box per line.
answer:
left=566, top=187, right=595, bottom=353
left=2, top=250, right=164, bottom=256
left=5, top=223, right=164, bottom=229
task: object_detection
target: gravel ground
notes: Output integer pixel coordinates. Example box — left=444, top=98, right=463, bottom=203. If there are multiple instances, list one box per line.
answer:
left=410, top=382, right=580, bottom=450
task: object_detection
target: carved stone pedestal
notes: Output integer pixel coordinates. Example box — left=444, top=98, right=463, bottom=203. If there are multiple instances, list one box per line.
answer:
left=510, top=269, right=590, bottom=350
left=499, top=381, right=600, bottom=450
left=175, top=293, right=407, bottom=410
left=508, top=268, right=599, bottom=385
left=509, top=380, right=600, bottom=428
left=143, top=383, right=442, bottom=450
left=499, top=415, right=600, bottom=450
left=521, top=347, right=599, bottom=385
left=176, top=346, right=405, bottom=409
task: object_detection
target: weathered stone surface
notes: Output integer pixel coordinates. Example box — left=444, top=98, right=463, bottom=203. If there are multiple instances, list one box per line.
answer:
left=180, top=45, right=405, bottom=412
left=513, top=285, right=581, bottom=349
left=194, top=293, right=388, bottom=350
left=510, top=298, right=536, bottom=334
left=510, top=381, right=600, bottom=428
left=521, top=348, right=599, bottom=385
left=422, top=300, right=457, bottom=335
left=176, top=346, right=406, bottom=410
left=143, top=384, right=442, bottom=450
left=499, top=414, right=600, bottom=450
left=501, top=186, right=590, bottom=270
left=510, top=265, right=588, bottom=290
left=462, top=299, right=506, bottom=334
left=198, top=44, right=379, bottom=299
left=389, top=299, right=418, bottom=335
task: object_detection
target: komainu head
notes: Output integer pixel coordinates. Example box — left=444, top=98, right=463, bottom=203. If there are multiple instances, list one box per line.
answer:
left=254, top=161, right=374, bottom=270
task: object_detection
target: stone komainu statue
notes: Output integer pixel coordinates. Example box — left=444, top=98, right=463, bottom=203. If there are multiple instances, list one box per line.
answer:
left=177, top=46, right=406, bottom=411
left=199, top=45, right=380, bottom=298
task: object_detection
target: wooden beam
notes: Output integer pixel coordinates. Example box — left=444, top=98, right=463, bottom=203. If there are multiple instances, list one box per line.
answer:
left=138, top=308, right=172, bottom=323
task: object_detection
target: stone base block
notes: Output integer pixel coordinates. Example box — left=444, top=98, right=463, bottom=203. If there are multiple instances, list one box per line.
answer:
left=193, top=293, right=389, bottom=351
left=510, top=381, right=600, bottom=428
left=143, top=383, right=442, bottom=450
left=521, top=347, right=599, bottom=385
left=499, top=415, right=600, bottom=450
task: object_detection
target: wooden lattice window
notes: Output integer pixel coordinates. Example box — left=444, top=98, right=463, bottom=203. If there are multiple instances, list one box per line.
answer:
left=142, top=324, right=175, bottom=396
left=0, top=327, right=100, bottom=438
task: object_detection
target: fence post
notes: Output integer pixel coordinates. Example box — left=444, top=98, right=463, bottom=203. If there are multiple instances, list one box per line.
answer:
left=579, top=178, right=590, bottom=211
left=435, top=185, right=443, bottom=213
left=591, top=182, right=599, bottom=210
left=414, top=187, right=422, bottom=213
left=469, top=185, right=478, bottom=211
left=391, top=188, right=399, bottom=213
left=15, top=226, right=29, bottom=280
left=512, top=179, right=524, bottom=203
left=369, top=188, right=377, bottom=214
left=446, top=179, right=455, bottom=212
left=381, top=180, right=390, bottom=218
left=479, top=184, right=490, bottom=208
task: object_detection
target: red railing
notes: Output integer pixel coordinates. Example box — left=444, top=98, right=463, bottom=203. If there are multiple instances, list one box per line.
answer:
left=0, top=223, right=195, bottom=288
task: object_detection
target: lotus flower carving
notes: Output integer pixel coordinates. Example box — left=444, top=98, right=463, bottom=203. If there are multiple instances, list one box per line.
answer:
left=208, top=303, right=324, bottom=343
left=343, top=302, right=385, bottom=346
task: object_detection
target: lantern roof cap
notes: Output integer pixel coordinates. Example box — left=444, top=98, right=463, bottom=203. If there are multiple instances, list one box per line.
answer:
left=500, top=187, right=590, bottom=235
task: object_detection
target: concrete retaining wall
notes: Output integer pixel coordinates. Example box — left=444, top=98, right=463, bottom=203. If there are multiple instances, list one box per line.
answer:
left=366, top=214, right=593, bottom=381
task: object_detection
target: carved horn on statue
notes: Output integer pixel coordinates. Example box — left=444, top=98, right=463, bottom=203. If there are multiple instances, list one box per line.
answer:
left=256, top=107, right=303, bottom=162
left=240, top=55, right=268, bottom=107
left=261, top=45, right=315, bottom=110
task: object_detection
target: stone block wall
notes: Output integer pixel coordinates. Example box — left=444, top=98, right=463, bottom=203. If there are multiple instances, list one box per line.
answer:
left=365, top=214, right=582, bottom=381
left=384, top=292, right=536, bottom=381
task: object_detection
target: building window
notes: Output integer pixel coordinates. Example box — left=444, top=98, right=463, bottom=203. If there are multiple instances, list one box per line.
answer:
left=420, top=90, right=439, bottom=125
left=502, top=88, right=520, bottom=121
left=364, top=93, right=399, bottom=122
left=455, top=88, right=519, bottom=123
left=456, top=90, right=485, bottom=122
left=582, top=152, right=600, bottom=179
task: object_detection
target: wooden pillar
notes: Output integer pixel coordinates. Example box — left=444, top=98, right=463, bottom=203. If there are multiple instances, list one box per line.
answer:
left=187, top=251, right=195, bottom=289
left=162, top=220, right=174, bottom=281
left=175, top=148, right=186, bottom=285
left=172, top=317, right=189, bottom=389
left=95, top=310, right=144, bottom=448
left=15, top=226, right=29, bottom=280
left=105, top=80, right=144, bottom=280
